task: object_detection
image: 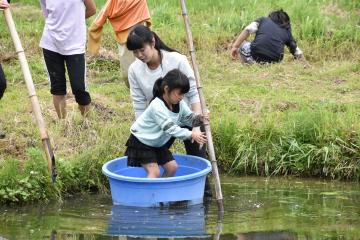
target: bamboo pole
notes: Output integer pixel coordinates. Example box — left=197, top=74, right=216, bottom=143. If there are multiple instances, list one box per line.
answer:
left=179, top=0, right=224, bottom=212
left=3, top=8, right=57, bottom=183
left=213, top=210, right=224, bottom=240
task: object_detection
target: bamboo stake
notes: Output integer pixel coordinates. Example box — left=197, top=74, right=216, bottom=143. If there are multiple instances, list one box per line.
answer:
left=213, top=211, right=224, bottom=240
left=179, top=0, right=224, bottom=212
left=3, top=8, right=57, bottom=183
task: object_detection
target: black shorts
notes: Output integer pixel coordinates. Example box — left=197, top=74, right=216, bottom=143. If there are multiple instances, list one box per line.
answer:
left=43, top=48, right=91, bottom=106
left=0, top=63, right=7, bottom=100
left=125, top=134, right=174, bottom=167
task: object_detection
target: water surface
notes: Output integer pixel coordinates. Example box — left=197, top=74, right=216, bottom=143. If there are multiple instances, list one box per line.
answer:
left=0, top=176, right=359, bottom=239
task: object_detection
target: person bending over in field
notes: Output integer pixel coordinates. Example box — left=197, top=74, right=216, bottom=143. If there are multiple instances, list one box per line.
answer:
left=230, top=9, right=306, bottom=64
left=124, top=69, right=208, bottom=178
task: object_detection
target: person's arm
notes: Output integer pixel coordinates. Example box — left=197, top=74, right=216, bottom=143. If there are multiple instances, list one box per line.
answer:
left=286, top=32, right=310, bottom=67
left=230, top=21, right=259, bottom=59
left=179, top=101, right=207, bottom=127
left=151, top=100, right=206, bottom=145
left=0, top=0, right=9, bottom=10
left=87, top=1, right=112, bottom=55
left=286, top=32, right=301, bottom=57
left=190, top=102, right=202, bottom=116
left=178, top=55, right=203, bottom=138
left=178, top=102, right=207, bottom=145
left=151, top=101, right=192, bottom=141
left=39, top=0, right=49, bottom=18
left=128, top=67, right=148, bottom=119
left=84, top=0, right=96, bottom=19
left=230, top=30, right=250, bottom=60
left=178, top=56, right=202, bottom=114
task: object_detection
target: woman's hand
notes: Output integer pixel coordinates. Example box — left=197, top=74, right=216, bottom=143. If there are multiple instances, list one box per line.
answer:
left=0, top=0, right=10, bottom=10
left=191, top=128, right=207, bottom=145
left=201, top=112, right=210, bottom=122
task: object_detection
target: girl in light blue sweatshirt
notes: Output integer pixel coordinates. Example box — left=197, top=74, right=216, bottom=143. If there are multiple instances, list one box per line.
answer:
left=125, top=69, right=208, bottom=178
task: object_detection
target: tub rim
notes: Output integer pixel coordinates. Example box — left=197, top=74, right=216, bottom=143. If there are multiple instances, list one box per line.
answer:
left=102, top=154, right=212, bottom=183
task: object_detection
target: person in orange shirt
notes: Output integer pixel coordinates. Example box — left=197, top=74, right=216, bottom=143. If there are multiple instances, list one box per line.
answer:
left=87, top=0, right=151, bottom=87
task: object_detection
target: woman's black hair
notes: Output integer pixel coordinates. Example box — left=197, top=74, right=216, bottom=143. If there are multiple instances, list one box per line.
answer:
left=152, top=69, right=190, bottom=99
left=126, top=25, right=177, bottom=53
left=268, top=9, right=291, bottom=29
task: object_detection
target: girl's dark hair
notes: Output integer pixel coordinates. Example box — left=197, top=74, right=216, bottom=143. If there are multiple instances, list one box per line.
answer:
left=268, top=9, right=291, bottom=29
left=153, top=69, right=190, bottom=99
left=126, top=25, right=177, bottom=53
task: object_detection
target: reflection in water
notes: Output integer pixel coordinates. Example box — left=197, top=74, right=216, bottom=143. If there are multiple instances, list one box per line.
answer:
left=236, top=231, right=298, bottom=240
left=107, top=204, right=209, bottom=238
left=49, top=231, right=298, bottom=240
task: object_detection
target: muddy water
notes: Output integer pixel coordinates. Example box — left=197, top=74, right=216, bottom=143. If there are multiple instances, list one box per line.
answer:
left=0, top=176, right=359, bottom=239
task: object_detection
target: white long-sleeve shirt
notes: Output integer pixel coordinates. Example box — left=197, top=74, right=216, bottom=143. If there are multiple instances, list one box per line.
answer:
left=128, top=50, right=200, bottom=119
left=130, top=97, right=201, bottom=147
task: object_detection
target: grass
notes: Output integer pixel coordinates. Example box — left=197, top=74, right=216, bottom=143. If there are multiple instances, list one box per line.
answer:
left=213, top=107, right=360, bottom=180
left=0, top=0, right=359, bottom=203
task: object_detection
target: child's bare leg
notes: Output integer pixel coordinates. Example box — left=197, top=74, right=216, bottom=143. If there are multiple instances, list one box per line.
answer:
left=162, top=160, right=177, bottom=177
left=142, top=162, right=160, bottom=178
left=53, top=95, right=67, bottom=119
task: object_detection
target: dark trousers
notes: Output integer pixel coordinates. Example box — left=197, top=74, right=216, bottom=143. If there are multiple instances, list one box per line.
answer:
left=166, top=126, right=212, bottom=197
left=43, top=48, right=91, bottom=106
left=0, top=63, right=7, bottom=100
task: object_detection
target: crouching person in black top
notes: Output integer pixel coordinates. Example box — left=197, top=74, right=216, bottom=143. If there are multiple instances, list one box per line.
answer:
left=230, top=9, right=307, bottom=64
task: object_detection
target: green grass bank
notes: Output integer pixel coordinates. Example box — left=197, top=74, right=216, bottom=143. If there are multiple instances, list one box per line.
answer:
left=0, top=0, right=359, bottom=204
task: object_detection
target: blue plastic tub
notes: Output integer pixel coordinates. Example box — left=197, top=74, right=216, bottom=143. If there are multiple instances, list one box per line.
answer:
left=102, top=154, right=212, bottom=207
